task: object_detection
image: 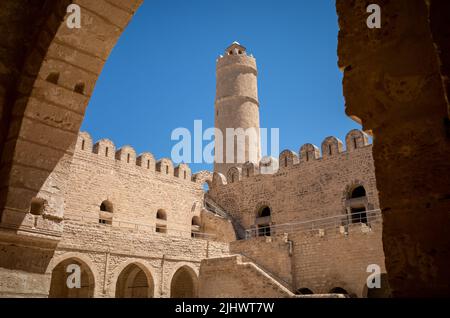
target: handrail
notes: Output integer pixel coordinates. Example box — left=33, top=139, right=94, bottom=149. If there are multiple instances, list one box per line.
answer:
left=204, top=195, right=247, bottom=239
left=245, top=209, right=382, bottom=239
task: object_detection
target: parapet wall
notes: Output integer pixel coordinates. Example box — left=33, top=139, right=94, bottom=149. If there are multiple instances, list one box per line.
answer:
left=213, top=129, right=371, bottom=186
left=66, top=132, right=213, bottom=240
left=208, top=129, right=379, bottom=229
left=77, top=131, right=209, bottom=184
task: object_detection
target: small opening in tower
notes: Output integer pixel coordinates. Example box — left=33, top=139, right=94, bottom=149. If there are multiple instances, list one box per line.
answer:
left=105, top=147, right=109, bottom=157
left=46, top=72, right=60, bottom=85
left=229, top=50, right=233, bottom=55
left=74, top=82, right=85, bottom=95
left=147, top=160, right=150, bottom=169
left=238, top=50, right=242, bottom=54
left=328, top=144, right=332, bottom=155
left=81, top=139, right=85, bottom=150
left=353, top=137, right=358, bottom=149
left=166, top=166, right=169, bottom=174
left=184, top=171, right=187, bottom=179
left=127, top=153, right=130, bottom=163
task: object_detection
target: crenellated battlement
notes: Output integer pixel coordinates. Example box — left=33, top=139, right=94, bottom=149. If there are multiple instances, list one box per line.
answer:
left=214, top=129, right=372, bottom=186
left=76, top=132, right=206, bottom=184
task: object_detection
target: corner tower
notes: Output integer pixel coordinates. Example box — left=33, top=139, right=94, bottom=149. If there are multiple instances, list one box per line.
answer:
left=214, top=42, right=261, bottom=176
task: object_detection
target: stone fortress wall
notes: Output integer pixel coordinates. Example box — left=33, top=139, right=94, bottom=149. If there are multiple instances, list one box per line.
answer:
left=39, top=131, right=232, bottom=298
left=38, top=127, right=386, bottom=298
left=0, top=126, right=386, bottom=298
left=200, top=128, right=387, bottom=297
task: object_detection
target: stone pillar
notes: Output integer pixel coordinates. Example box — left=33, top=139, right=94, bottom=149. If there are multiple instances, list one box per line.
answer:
left=336, top=0, right=450, bottom=297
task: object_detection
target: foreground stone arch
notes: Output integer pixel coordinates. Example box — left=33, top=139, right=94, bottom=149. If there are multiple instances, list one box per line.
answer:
left=0, top=0, right=144, bottom=243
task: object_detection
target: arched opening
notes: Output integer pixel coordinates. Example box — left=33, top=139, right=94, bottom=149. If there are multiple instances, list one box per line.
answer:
left=30, top=197, right=46, bottom=216
left=156, top=209, right=166, bottom=220
left=345, top=185, right=368, bottom=224
left=351, top=186, right=366, bottom=198
left=170, top=266, right=198, bottom=298
left=330, top=287, right=349, bottom=295
left=49, top=258, right=95, bottom=298
left=191, top=216, right=201, bottom=238
left=156, top=209, right=167, bottom=233
left=192, top=216, right=201, bottom=226
left=115, top=263, right=154, bottom=298
left=296, top=288, right=314, bottom=295
left=202, top=182, right=210, bottom=192
left=100, top=200, right=113, bottom=212
left=256, top=205, right=271, bottom=237
left=99, top=200, right=113, bottom=225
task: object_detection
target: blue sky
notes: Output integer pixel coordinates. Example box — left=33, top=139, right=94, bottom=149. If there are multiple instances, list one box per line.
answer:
left=81, top=0, right=361, bottom=172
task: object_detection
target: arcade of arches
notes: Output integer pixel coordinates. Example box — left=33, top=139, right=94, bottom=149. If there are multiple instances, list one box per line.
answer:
left=48, top=259, right=198, bottom=298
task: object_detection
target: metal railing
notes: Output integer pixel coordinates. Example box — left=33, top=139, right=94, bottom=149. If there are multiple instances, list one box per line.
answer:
left=244, top=209, right=382, bottom=239
left=204, top=195, right=247, bottom=239
left=64, top=213, right=216, bottom=240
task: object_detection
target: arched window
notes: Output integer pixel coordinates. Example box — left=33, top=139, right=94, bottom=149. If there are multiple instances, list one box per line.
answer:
left=156, top=209, right=167, bottom=221
left=192, top=216, right=201, bottom=226
left=30, top=197, right=46, bottom=216
left=191, top=216, right=201, bottom=238
left=259, top=206, right=271, bottom=217
left=256, top=205, right=271, bottom=237
left=351, top=186, right=366, bottom=198
left=156, top=209, right=167, bottom=234
left=99, top=200, right=113, bottom=225
left=346, top=185, right=368, bottom=224
left=100, top=200, right=113, bottom=212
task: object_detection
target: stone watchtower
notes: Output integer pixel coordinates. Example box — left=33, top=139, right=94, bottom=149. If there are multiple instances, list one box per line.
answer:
left=214, top=42, right=261, bottom=176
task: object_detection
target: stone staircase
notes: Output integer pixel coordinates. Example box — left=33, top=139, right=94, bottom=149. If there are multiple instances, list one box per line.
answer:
left=199, top=255, right=295, bottom=298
